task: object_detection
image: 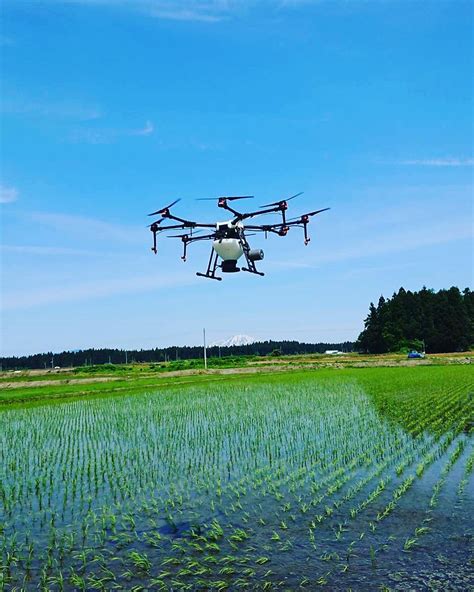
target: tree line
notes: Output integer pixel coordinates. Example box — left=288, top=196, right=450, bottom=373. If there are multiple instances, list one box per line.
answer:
left=3, top=285, right=471, bottom=369
left=356, top=286, right=473, bottom=354
left=0, top=340, right=355, bottom=370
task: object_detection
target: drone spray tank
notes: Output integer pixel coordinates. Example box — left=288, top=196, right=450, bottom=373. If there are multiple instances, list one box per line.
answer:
left=213, top=221, right=264, bottom=273
left=212, top=221, right=244, bottom=272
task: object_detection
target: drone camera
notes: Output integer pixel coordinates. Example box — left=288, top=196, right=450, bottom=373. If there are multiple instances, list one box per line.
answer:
left=248, top=249, right=264, bottom=262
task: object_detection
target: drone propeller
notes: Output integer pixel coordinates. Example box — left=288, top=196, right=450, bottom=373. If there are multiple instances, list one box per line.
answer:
left=197, top=195, right=254, bottom=201
left=260, top=192, right=303, bottom=208
left=288, top=208, right=330, bottom=222
left=307, top=207, right=330, bottom=216
left=148, top=198, right=181, bottom=217
left=147, top=218, right=164, bottom=228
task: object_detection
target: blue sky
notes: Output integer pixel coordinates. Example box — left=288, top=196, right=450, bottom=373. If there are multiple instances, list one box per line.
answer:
left=1, top=0, right=473, bottom=356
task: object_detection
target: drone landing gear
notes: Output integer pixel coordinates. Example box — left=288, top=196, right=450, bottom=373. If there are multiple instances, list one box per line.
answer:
left=240, top=234, right=265, bottom=276
left=242, top=265, right=264, bottom=276
left=196, top=249, right=222, bottom=281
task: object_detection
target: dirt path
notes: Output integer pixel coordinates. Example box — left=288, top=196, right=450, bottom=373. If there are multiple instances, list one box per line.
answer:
left=0, top=376, right=124, bottom=389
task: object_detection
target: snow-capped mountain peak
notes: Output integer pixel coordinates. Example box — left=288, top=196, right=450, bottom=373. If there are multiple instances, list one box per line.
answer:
left=212, top=334, right=256, bottom=347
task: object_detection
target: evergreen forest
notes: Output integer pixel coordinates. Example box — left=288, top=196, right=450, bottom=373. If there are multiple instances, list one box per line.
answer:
left=356, top=286, right=473, bottom=353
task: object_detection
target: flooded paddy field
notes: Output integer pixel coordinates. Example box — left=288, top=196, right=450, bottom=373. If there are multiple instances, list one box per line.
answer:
left=1, top=366, right=473, bottom=591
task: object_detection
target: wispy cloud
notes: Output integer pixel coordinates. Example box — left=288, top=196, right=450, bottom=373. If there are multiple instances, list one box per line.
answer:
left=3, top=0, right=426, bottom=23
left=21, top=0, right=233, bottom=22
left=131, top=120, right=155, bottom=136
left=2, top=97, right=102, bottom=121
left=397, top=157, right=474, bottom=167
left=269, top=216, right=473, bottom=272
left=69, top=120, right=155, bottom=143
left=29, top=211, right=143, bottom=243
left=148, top=6, right=226, bottom=22
left=314, top=219, right=473, bottom=265
left=0, top=185, right=19, bottom=204
left=1, top=245, right=102, bottom=256
left=1, top=272, right=196, bottom=310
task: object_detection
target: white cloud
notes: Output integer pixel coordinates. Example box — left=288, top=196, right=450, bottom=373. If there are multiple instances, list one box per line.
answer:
left=20, top=0, right=233, bottom=21
left=148, top=7, right=225, bottom=21
left=131, top=120, right=154, bottom=136
left=3, top=0, right=426, bottom=23
left=1, top=245, right=102, bottom=256
left=68, top=128, right=112, bottom=144
left=1, top=272, right=196, bottom=310
left=267, top=216, right=473, bottom=272
left=0, top=185, right=19, bottom=204
left=70, top=120, right=154, bottom=143
left=315, top=219, right=473, bottom=264
left=29, top=211, right=143, bottom=243
left=2, top=98, right=102, bottom=121
left=397, top=157, right=474, bottom=167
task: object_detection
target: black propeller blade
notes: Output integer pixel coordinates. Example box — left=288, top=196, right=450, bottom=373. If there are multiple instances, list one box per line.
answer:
left=260, top=192, right=303, bottom=208
left=148, top=198, right=181, bottom=216
left=288, top=207, right=330, bottom=222
left=305, top=207, right=330, bottom=217
left=197, top=195, right=254, bottom=201
left=147, top=218, right=164, bottom=228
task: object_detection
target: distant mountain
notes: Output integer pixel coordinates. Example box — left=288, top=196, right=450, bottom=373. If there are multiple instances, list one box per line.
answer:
left=212, top=334, right=257, bottom=347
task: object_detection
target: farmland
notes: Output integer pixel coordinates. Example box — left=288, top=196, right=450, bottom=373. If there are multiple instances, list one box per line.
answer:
left=1, top=365, right=473, bottom=590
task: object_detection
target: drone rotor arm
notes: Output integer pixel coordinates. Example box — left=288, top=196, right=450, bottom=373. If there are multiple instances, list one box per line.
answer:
left=193, top=223, right=218, bottom=229
left=151, top=223, right=194, bottom=232
left=231, top=205, right=282, bottom=225
left=166, top=231, right=217, bottom=261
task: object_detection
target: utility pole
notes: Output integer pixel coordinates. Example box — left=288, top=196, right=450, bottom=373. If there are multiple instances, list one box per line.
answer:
left=125, top=351, right=128, bottom=365
left=203, top=328, right=207, bottom=370
left=51, top=355, right=54, bottom=369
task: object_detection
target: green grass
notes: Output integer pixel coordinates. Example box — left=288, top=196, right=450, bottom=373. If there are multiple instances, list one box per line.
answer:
left=1, top=350, right=472, bottom=405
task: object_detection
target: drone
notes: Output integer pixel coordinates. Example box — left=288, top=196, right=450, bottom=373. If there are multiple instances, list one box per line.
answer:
left=147, top=193, right=329, bottom=281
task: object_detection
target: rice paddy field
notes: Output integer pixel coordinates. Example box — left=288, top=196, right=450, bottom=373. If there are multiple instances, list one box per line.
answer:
left=1, top=365, right=473, bottom=591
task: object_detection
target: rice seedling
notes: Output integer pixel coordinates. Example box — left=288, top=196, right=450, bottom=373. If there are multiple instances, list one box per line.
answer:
left=0, top=365, right=472, bottom=590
